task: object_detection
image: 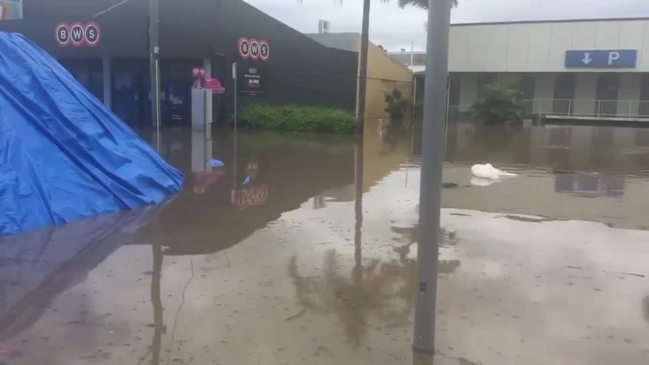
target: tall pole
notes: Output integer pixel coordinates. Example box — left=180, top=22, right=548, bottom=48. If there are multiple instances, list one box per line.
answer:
left=149, top=0, right=161, bottom=132
left=356, top=0, right=371, bottom=135
left=413, top=0, right=452, bottom=353
left=411, top=40, right=415, bottom=67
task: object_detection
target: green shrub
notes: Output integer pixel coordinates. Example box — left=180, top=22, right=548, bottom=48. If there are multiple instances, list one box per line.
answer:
left=239, top=104, right=356, bottom=133
left=385, top=89, right=411, bottom=123
left=472, top=83, right=524, bottom=123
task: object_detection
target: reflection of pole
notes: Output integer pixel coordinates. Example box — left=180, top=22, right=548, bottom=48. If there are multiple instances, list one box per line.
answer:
left=354, top=133, right=364, bottom=269
left=413, top=0, right=452, bottom=353
left=231, top=120, right=239, bottom=204
left=151, top=240, right=164, bottom=365
left=412, top=350, right=435, bottom=365
left=149, top=0, right=161, bottom=132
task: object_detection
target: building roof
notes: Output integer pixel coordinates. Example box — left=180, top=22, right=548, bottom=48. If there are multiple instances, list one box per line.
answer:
left=307, top=33, right=360, bottom=52
left=452, top=16, right=649, bottom=27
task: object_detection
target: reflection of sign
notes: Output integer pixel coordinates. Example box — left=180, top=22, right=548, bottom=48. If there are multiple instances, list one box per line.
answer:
left=566, top=50, right=637, bottom=68
left=0, top=0, right=23, bottom=20
left=234, top=185, right=269, bottom=207
left=239, top=66, right=265, bottom=95
left=237, top=37, right=270, bottom=61
left=55, top=22, right=102, bottom=48
left=555, top=174, right=624, bottom=197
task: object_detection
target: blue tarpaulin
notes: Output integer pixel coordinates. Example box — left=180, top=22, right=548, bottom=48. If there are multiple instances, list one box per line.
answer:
left=0, top=32, right=183, bottom=236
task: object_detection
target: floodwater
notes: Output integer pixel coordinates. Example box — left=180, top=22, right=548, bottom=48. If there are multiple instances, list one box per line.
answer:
left=1, top=121, right=649, bottom=364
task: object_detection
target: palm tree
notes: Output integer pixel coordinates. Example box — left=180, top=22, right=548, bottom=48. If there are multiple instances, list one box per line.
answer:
left=399, top=0, right=459, bottom=8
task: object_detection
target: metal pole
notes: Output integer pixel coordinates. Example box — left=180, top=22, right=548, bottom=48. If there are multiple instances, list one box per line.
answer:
left=413, top=0, right=452, bottom=353
left=149, top=0, right=161, bottom=131
left=356, top=0, right=371, bottom=134
left=411, top=40, right=415, bottom=67
left=233, top=62, right=238, bottom=132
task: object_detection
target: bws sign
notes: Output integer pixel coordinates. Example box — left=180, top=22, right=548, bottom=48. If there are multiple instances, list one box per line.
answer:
left=56, top=22, right=101, bottom=47
left=238, top=37, right=270, bottom=61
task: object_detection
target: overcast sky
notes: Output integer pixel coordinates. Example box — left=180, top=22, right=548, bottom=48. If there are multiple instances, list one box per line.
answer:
left=243, top=0, right=649, bottom=51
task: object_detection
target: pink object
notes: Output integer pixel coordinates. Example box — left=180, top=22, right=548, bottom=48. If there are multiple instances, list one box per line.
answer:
left=192, top=67, right=225, bottom=94
left=203, top=78, right=225, bottom=94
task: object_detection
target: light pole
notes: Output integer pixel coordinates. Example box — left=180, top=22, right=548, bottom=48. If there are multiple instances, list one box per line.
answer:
left=356, top=0, right=371, bottom=135
left=413, top=0, right=452, bottom=353
left=149, top=0, right=161, bottom=132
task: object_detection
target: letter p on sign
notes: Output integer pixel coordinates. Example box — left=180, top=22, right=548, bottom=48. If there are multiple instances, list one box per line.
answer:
left=608, top=52, right=620, bottom=65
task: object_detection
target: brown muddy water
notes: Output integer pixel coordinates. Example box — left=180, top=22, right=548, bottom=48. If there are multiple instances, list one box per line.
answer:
left=1, top=122, right=649, bottom=364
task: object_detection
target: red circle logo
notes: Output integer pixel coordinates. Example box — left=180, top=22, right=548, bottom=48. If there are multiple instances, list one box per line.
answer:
left=259, top=40, right=270, bottom=61
left=84, top=22, right=101, bottom=47
left=69, top=22, right=85, bottom=47
left=238, top=37, right=250, bottom=59
left=55, top=23, right=70, bottom=47
left=249, top=39, right=260, bottom=60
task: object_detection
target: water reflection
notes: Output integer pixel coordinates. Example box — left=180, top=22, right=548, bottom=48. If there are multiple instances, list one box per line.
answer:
left=444, top=123, right=649, bottom=174
left=644, top=296, right=649, bottom=327
left=2, top=122, right=649, bottom=364
left=555, top=173, right=625, bottom=197
left=0, top=204, right=165, bottom=343
left=138, top=130, right=355, bottom=255
left=288, top=250, right=417, bottom=347
left=440, top=122, right=649, bottom=229
left=391, top=225, right=461, bottom=274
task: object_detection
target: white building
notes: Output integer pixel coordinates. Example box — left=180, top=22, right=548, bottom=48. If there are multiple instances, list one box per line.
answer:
left=396, top=18, right=649, bottom=120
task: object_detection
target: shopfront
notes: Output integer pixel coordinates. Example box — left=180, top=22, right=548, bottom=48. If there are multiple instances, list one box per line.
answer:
left=0, top=0, right=358, bottom=127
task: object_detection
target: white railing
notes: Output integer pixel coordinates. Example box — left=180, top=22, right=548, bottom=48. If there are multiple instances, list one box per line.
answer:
left=525, top=99, right=649, bottom=120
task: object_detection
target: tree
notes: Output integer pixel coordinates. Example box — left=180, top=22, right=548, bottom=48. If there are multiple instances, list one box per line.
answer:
left=398, top=0, right=459, bottom=8
left=472, top=83, right=525, bottom=123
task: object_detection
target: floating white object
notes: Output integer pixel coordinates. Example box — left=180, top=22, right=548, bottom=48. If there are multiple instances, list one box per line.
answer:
left=471, top=163, right=517, bottom=180
left=470, top=177, right=498, bottom=187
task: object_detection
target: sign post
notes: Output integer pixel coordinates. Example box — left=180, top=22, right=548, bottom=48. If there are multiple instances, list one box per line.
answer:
left=232, top=62, right=238, bottom=133
left=149, top=0, right=161, bottom=134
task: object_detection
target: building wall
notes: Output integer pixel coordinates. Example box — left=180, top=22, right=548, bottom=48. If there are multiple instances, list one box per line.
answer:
left=449, top=19, right=649, bottom=73
left=365, top=41, right=413, bottom=119
left=458, top=73, right=477, bottom=112
left=0, top=0, right=359, bottom=125
left=309, top=33, right=413, bottom=119
left=455, top=71, right=649, bottom=116
left=574, top=74, right=597, bottom=115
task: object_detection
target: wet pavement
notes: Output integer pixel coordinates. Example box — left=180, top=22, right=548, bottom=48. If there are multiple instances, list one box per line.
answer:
left=1, top=122, right=649, bottom=364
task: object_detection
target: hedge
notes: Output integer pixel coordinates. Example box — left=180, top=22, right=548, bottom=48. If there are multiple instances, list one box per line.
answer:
left=239, top=104, right=356, bottom=133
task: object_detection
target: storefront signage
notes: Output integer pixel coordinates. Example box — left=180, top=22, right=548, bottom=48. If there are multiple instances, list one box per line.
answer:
left=55, top=21, right=101, bottom=47
left=238, top=37, right=270, bottom=61
left=566, top=50, right=637, bottom=68
left=239, top=66, right=265, bottom=95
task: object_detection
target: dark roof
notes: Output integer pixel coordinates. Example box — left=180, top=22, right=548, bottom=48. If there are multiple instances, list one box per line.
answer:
left=452, top=17, right=649, bottom=27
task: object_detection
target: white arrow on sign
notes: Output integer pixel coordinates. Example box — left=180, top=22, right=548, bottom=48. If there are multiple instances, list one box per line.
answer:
left=582, top=52, right=592, bottom=65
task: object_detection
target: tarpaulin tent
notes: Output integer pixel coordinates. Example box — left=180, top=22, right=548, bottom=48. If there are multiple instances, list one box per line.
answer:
left=0, top=32, right=183, bottom=236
